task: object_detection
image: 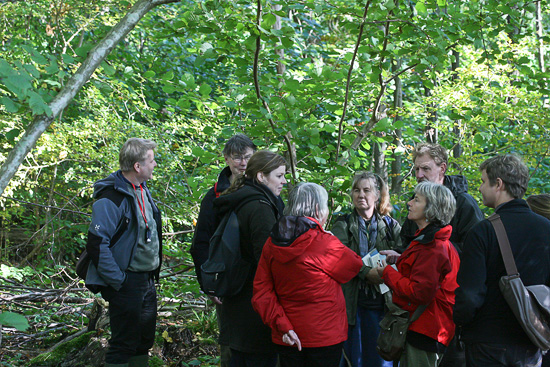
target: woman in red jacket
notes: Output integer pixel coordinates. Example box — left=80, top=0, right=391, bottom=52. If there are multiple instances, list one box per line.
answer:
left=373, top=181, right=460, bottom=367
left=252, top=183, right=363, bottom=367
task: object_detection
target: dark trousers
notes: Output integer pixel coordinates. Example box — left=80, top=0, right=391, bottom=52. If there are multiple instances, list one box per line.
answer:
left=229, top=349, right=278, bottom=367
left=465, top=342, right=541, bottom=367
left=438, top=336, right=466, bottom=367
left=101, top=271, right=157, bottom=364
left=278, top=342, right=343, bottom=367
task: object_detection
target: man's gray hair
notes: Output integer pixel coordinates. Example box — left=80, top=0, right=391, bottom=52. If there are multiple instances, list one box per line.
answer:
left=119, top=138, right=157, bottom=172
left=415, top=181, right=456, bottom=226
left=480, top=154, right=529, bottom=199
left=412, top=142, right=448, bottom=167
left=284, top=182, right=329, bottom=221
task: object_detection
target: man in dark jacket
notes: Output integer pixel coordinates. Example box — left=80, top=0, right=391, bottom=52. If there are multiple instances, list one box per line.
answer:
left=400, top=143, right=483, bottom=367
left=189, top=133, right=255, bottom=367
left=400, top=143, right=483, bottom=254
left=454, top=154, right=550, bottom=366
left=85, top=138, right=162, bottom=367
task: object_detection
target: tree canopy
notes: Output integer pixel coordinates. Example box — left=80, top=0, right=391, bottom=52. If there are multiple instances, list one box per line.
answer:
left=0, top=0, right=549, bottom=363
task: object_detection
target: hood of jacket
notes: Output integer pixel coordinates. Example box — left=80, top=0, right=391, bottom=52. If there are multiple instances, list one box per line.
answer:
left=93, top=170, right=138, bottom=199
left=213, top=178, right=284, bottom=217
left=444, top=175, right=469, bottom=197
left=266, top=216, right=322, bottom=263
left=411, top=223, right=452, bottom=246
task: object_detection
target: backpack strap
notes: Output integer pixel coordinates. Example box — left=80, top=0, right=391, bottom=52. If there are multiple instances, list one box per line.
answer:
left=214, top=182, right=220, bottom=198
left=382, top=215, right=395, bottom=242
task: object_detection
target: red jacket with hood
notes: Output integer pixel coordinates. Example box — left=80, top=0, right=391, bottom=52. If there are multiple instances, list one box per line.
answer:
left=382, top=224, right=460, bottom=347
left=252, top=216, right=363, bottom=348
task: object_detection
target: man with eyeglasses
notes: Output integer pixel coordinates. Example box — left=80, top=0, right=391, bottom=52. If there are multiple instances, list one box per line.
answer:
left=190, top=133, right=256, bottom=367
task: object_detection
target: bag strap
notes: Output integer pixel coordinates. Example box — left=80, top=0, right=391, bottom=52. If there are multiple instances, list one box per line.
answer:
left=488, top=213, right=518, bottom=276
left=410, top=304, right=427, bottom=322
left=386, top=293, right=427, bottom=322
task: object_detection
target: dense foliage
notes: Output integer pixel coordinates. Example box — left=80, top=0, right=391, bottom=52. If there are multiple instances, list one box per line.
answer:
left=0, top=0, right=548, bottom=364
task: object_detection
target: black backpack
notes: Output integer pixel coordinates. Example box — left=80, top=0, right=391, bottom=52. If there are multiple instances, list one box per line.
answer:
left=200, top=200, right=253, bottom=298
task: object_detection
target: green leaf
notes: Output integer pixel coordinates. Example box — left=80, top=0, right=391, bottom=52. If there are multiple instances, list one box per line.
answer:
left=22, top=45, right=48, bottom=65
left=101, top=62, right=116, bottom=76
left=162, top=71, right=174, bottom=81
left=75, top=44, right=94, bottom=58
left=143, top=70, right=156, bottom=78
left=416, top=0, right=427, bottom=13
left=1, top=97, right=18, bottom=113
left=374, top=118, right=391, bottom=131
left=5, top=128, right=20, bottom=142
left=0, top=312, right=29, bottom=331
left=261, top=13, right=277, bottom=29
left=28, top=91, right=52, bottom=116
left=0, top=60, right=17, bottom=77
left=199, top=83, right=212, bottom=96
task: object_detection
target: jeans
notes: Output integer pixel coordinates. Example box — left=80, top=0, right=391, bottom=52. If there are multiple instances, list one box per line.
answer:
left=465, top=342, right=542, bottom=367
left=229, top=349, right=278, bottom=367
left=101, top=271, right=157, bottom=364
left=279, top=343, right=343, bottom=367
left=341, top=307, right=393, bottom=367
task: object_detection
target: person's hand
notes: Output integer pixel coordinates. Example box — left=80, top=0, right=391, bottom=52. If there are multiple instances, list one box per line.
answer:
left=379, top=250, right=400, bottom=264
left=282, top=330, right=302, bottom=351
left=209, top=296, right=222, bottom=305
left=366, top=267, right=384, bottom=284
left=376, top=266, right=386, bottom=278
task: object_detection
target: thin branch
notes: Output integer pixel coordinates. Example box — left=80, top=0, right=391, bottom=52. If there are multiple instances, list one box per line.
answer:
left=336, top=0, right=371, bottom=162
left=1, top=195, right=90, bottom=216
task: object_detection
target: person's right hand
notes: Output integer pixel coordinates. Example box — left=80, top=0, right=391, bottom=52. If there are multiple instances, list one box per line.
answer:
left=282, top=330, right=302, bottom=351
left=380, top=250, right=400, bottom=264
left=209, top=296, right=222, bottom=305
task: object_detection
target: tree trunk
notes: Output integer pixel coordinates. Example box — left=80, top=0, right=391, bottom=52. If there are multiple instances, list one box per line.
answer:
left=451, top=49, right=462, bottom=158
left=0, top=0, right=180, bottom=197
left=424, top=86, right=437, bottom=143
left=391, top=58, right=403, bottom=194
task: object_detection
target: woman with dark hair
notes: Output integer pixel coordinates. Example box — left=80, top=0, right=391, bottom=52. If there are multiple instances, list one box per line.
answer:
left=214, top=150, right=287, bottom=367
left=526, top=193, right=550, bottom=367
left=331, top=172, right=402, bottom=367
left=373, top=181, right=460, bottom=367
left=252, top=183, right=363, bottom=367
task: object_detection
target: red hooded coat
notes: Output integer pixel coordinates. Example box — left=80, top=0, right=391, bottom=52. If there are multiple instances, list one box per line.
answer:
left=383, top=224, right=460, bottom=347
left=252, top=216, right=363, bottom=348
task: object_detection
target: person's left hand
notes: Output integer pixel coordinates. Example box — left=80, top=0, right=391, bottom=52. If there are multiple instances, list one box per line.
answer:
left=366, top=267, right=383, bottom=284
left=282, top=330, right=302, bottom=351
left=370, top=265, right=386, bottom=283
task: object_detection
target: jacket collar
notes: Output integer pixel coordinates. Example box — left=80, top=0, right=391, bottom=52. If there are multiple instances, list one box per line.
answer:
left=495, top=198, right=530, bottom=213
left=411, top=223, right=452, bottom=245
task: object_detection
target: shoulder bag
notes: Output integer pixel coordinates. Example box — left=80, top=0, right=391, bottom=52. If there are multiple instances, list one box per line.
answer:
left=377, top=299, right=427, bottom=361
left=488, top=213, right=550, bottom=350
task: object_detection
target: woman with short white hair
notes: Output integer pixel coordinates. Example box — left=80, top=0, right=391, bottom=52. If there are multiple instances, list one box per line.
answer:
left=252, top=182, right=363, bottom=367
left=373, top=181, right=460, bottom=367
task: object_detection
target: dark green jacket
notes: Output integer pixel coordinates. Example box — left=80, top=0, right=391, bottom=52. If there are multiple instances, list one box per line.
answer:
left=331, top=210, right=402, bottom=325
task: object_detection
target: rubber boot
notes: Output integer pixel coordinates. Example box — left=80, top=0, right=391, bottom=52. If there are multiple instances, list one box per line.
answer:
left=128, top=355, right=149, bottom=367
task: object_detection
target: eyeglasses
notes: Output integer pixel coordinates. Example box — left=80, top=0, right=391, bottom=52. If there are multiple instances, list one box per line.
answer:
left=231, top=154, right=253, bottom=162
